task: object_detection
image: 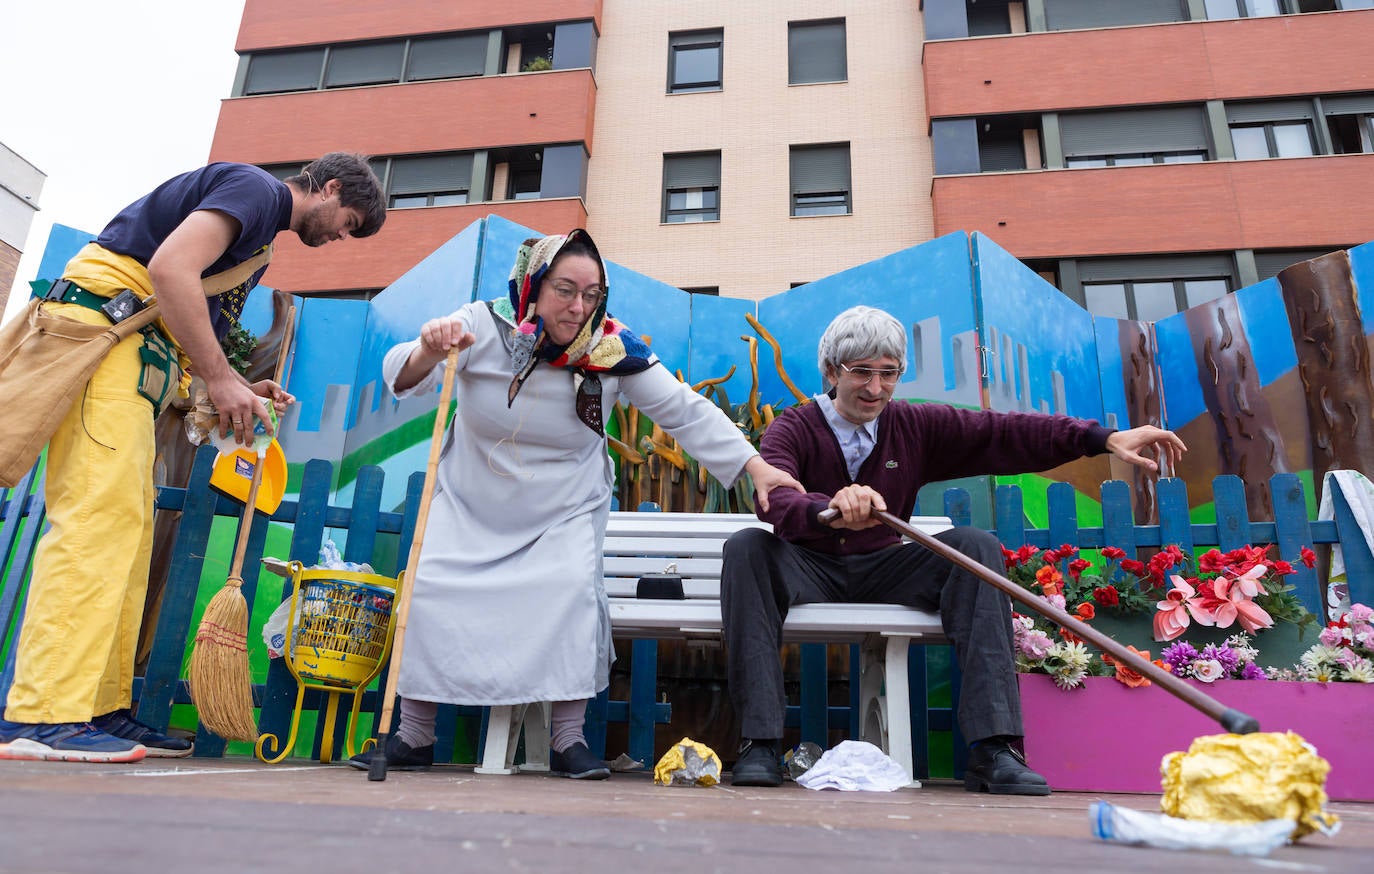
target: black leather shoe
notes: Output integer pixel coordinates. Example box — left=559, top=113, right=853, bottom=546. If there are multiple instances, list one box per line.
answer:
left=964, top=738, right=1051, bottom=796
left=730, top=739, right=783, bottom=787
left=347, top=734, right=434, bottom=771
left=550, top=742, right=609, bottom=779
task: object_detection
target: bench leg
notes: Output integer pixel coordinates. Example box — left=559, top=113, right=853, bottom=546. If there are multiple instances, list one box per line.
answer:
left=516, top=701, right=551, bottom=774
left=475, top=705, right=518, bottom=774
left=858, top=638, right=888, bottom=750
left=882, top=635, right=920, bottom=788
left=475, top=703, right=552, bottom=775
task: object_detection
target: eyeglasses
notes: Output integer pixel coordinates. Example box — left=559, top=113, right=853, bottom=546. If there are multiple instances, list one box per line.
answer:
left=547, top=280, right=605, bottom=308
left=838, top=363, right=901, bottom=385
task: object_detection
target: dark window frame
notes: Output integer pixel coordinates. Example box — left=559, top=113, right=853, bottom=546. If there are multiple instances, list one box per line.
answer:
left=662, top=151, right=722, bottom=223
left=787, top=18, right=847, bottom=86
left=1229, top=120, right=1317, bottom=159
left=1064, top=150, right=1207, bottom=167
left=789, top=143, right=852, bottom=217
left=668, top=29, right=724, bottom=94
left=1082, top=277, right=1234, bottom=321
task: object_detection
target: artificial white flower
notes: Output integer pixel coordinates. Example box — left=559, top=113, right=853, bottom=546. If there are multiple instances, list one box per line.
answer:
left=1192, top=658, right=1225, bottom=683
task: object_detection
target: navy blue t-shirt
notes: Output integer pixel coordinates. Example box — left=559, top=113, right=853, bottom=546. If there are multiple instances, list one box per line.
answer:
left=97, top=162, right=293, bottom=339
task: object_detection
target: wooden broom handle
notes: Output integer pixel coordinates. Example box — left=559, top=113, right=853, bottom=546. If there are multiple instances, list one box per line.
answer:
left=818, top=507, right=1259, bottom=734
left=373, top=347, right=461, bottom=762
left=227, top=305, right=295, bottom=584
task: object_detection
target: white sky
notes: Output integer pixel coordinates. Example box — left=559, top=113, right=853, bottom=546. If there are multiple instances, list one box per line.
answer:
left=1, top=1, right=247, bottom=324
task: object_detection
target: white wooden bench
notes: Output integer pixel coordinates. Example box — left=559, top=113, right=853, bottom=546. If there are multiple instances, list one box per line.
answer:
left=476, top=511, right=953, bottom=786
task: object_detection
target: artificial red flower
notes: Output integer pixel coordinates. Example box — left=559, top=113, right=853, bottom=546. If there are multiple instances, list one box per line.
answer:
left=1121, top=559, right=1146, bottom=576
left=1036, top=565, right=1064, bottom=596
left=1068, top=558, right=1091, bottom=580
left=1076, top=602, right=1096, bottom=621
left=1101, top=546, right=1126, bottom=560
left=1093, top=586, right=1120, bottom=607
left=1198, top=549, right=1229, bottom=574
left=1269, top=559, right=1295, bottom=577
left=1300, top=546, right=1317, bottom=568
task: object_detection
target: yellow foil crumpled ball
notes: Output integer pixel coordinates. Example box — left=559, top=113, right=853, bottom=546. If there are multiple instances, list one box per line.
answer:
left=1161, top=731, right=1340, bottom=840
left=653, top=737, right=722, bottom=787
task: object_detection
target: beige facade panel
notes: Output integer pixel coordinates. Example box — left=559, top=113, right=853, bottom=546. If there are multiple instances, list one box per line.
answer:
left=588, top=1, right=932, bottom=301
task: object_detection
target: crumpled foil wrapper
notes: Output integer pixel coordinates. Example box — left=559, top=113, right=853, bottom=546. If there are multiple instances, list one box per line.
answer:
left=1160, top=731, right=1341, bottom=840
left=653, top=737, right=722, bottom=787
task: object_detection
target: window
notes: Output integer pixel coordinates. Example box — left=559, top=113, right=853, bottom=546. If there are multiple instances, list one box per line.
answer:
left=1084, top=279, right=1231, bottom=320
left=257, top=163, right=306, bottom=181
left=1044, top=0, right=1187, bottom=31
left=406, top=33, right=487, bottom=81
left=238, top=30, right=494, bottom=96
left=966, top=0, right=1023, bottom=36
left=668, top=30, right=723, bottom=93
left=244, top=48, right=325, bottom=95
left=385, top=154, right=474, bottom=208
left=1203, top=0, right=1282, bottom=18
left=324, top=42, right=404, bottom=88
left=790, top=144, right=851, bottom=217
left=1060, top=106, right=1211, bottom=167
left=662, top=152, right=721, bottom=223
left=1325, top=93, right=1374, bottom=154
left=1065, top=151, right=1206, bottom=167
left=1254, top=248, right=1342, bottom=280
left=788, top=20, right=846, bottom=85
left=1073, top=254, right=1236, bottom=320
left=681, top=287, right=720, bottom=296
left=1230, top=122, right=1315, bottom=158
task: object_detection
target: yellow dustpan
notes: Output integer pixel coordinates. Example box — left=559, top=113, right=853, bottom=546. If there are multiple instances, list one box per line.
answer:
left=210, top=439, right=288, bottom=515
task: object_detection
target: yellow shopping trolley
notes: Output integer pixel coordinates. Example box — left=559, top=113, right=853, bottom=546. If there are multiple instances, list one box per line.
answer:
left=256, top=562, right=403, bottom=763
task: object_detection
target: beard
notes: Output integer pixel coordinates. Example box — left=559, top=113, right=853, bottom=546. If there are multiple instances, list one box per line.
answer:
left=296, top=203, right=336, bottom=247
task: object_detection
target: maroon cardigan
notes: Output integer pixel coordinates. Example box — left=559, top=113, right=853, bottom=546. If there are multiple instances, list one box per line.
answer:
left=757, top=399, right=1113, bottom=555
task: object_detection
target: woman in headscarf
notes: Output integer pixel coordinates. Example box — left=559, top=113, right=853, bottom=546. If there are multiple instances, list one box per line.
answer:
left=353, top=230, right=802, bottom=779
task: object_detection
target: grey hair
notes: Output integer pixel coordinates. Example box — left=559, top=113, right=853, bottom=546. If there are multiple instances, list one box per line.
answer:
left=817, top=306, right=907, bottom=382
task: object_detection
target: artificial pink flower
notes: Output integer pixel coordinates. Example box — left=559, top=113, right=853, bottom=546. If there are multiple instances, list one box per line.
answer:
left=1153, top=575, right=1213, bottom=641
left=1210, top=573, right=1274, bottom=634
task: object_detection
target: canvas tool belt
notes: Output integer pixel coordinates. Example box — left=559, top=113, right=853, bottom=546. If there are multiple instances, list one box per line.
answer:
left=0, top=247, right=272, bottom=488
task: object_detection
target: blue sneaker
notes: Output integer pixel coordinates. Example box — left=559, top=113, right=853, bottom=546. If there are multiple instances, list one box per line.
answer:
left=93, top=709, right=193, bottom=758
left=0, top=718, right=146, bottom=763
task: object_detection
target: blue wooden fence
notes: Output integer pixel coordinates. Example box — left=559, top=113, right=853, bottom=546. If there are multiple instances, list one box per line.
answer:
left=3, top=454, right=1372, bottom=777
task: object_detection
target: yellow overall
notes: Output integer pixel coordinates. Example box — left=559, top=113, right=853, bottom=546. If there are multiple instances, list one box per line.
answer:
left=4, top=246, right=174, bottom=723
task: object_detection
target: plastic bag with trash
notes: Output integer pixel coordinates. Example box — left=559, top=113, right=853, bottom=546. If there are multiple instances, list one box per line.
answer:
left=184, top=389, right=278, bottom=453
left=260, top=539, right=375, bottom=658
left=795, top=740, right=913, bottom=792
left=653, top=737, right=722, bottom=787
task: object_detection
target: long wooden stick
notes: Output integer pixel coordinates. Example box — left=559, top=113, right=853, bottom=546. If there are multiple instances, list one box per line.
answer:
left=369, top=347, right=460, bottom=781
left=819, top=508, right=1260, bottom=734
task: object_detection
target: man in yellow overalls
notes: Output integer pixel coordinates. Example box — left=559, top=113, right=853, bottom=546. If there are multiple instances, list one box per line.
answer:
left=0, top=154, right=386, bottom=762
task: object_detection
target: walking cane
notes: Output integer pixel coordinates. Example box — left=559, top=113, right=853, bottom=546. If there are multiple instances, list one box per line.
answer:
left=369, top=346, right=460, bottom=782
left=818, top=507, right=1260, bottom=734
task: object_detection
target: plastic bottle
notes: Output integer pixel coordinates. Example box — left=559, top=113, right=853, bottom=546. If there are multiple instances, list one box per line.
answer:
left=1089, top=801, right=1294, bottom=857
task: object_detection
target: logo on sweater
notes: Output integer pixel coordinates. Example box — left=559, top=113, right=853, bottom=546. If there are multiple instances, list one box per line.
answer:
left=885, top=460, right=898, bottom=469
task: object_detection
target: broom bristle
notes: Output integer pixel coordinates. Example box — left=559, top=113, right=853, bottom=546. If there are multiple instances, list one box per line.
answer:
left=188, top=583, right=259, bottom=742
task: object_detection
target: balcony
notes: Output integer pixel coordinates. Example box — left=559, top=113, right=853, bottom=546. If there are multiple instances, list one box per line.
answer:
left=932, top=154, right=1374, bottom=257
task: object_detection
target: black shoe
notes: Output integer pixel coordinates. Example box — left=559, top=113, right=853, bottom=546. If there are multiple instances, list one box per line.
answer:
left=549, top=742, right=609, bottom=780
left=92, top=709, right=193, bottom=758
left=964, top=738, right=1051, bottom=796
left=347, top=734, right=434, bottom=771
left=730, top=739, right=783, bottom=787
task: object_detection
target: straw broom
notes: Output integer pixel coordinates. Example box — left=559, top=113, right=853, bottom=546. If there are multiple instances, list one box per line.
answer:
left=370, top=346, right=460, bottom=781
left=188, top=309, right=296, bottom=742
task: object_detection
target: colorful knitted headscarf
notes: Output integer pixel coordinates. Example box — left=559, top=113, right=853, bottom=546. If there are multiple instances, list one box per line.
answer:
left=495, top=229, right=655, bottom=434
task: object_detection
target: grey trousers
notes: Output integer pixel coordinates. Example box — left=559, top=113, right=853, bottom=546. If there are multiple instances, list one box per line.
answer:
left=720, top=525, right=1022, bottom=744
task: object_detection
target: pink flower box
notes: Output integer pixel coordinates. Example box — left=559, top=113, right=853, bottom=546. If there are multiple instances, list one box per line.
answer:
left=1018, top=674, right=1373, bottom=801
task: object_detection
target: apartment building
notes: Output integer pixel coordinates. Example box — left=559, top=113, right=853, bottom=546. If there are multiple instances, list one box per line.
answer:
left=924, top=0, right=1374, bottom=319
left=0, top=142, right=45, bottom=315
left=212, top=1, right=1374, bottom=311
left=210, top=1, right=931, bottom=300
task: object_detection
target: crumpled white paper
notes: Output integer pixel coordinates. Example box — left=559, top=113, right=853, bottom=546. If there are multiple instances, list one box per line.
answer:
left=795, top=740, right=911, bottom=792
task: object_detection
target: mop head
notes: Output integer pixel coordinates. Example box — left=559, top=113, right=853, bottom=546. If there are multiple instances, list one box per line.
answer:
left=188, top=582, right=260, bottom=743
left=1160, top=731, right=1340, bottom=840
